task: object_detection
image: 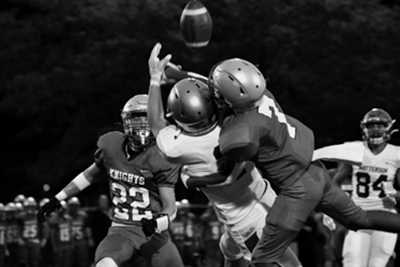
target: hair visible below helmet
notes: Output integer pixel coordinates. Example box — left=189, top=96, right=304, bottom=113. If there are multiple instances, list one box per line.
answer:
left=360, top=108, right=396, bottom=144
left=121, top=94, right=151, bottom=151
left=167, top=78, right=217, bottom=135
left=208, top=58, right=266, bottom=112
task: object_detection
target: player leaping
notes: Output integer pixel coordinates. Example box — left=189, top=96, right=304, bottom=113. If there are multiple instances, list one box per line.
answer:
left=37, top=95, right=184, bottom=267
left=147, top=42, right=301, bottom=267
left=207, top=57, right=400, bottom=267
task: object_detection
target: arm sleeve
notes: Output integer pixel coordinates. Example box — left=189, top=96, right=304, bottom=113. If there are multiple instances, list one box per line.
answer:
left=94, top=135, right=107, bottom=170
left=219, top=122, right=260, bottom=162
left=312, top=141, right=365, bottom=166
left=151, top=149, right=181, bottom=187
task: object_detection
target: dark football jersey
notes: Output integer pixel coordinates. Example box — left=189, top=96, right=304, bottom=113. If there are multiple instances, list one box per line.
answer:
left=19, top=212, right=45, bottom=241
left=0, top=223, right=6, bottom=247
left=6, top=220, right=19, bottom=245
left=70, top=211, right=88, bottom=241
left=95, top=131, right=180, bottom=225
left=49, top=214, right=73, bottom=246
left=219, top=90, right=315, bottom=189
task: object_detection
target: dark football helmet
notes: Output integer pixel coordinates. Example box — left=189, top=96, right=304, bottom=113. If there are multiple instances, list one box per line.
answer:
left=360, top=108, right=396, bottom=144
left=166, top=78, right=217, bottom=135
left=208, top=58, right=266, bottom=112
left=121, top=94, right=151, bottom=151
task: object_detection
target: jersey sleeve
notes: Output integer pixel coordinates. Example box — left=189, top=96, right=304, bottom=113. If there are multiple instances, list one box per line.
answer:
left=94, top=133, right=112, bottom=170
left=149, top=147, right=181, bottom=188
left=219, top=117, right=261, bottom=162
left=312, top=141, right=365, bottom=166
left=156, top=126, right=182, bottom=162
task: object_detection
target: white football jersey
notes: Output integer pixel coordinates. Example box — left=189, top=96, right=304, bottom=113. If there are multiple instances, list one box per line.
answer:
left=156, top=125, right=268, bottom=225
left=350, top=142, right=400, bottom=210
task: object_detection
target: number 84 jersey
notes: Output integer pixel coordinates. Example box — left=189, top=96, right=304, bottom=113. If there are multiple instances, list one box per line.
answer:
left=352, top=141, right=400, bottom=210
left=95, top=132, right=180, bottom=225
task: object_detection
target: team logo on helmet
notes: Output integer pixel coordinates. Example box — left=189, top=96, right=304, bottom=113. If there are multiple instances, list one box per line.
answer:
left=360, top=108, right=397, bottom=144
left=121, top=94, right=152, bottom=151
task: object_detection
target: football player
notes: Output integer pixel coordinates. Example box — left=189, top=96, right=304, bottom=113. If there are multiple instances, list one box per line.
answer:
left=48, top=200, right=73, bottom=267
left=37, top=94, right=184, bottom=267
left=5, top=202, right=20, bottom=267
left=329, top=108, right=400, bottom=267
left=68, top=197, right=94, bottom=267
left=207, top=58, right=400, bottom=267
left=19, top=197, right=49, bottom=267
left=146, top=43, right=300, bottom=267
left=0, top=204, right=6, bottom=267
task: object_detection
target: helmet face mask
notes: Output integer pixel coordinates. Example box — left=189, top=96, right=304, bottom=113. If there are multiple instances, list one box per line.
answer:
left=121, top=95, right=152, bottom=151
left=361, top=108, right=396, bottom=145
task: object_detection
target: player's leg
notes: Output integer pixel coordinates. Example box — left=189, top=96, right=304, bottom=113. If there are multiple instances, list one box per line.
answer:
left=139, top=230, right=184, bottom=267
left=94, top=226, right=137, bottom=267
left=368, top=230, right=397, bottom=267
left=319, top=177, right=400, bottom=234
left=219, top=232, right=249, bottom=267
left=251, top=165, right=326, bottom=267
left=341, top=230, right=371, bottom=267
left=75, top=240, right=90, bottom=267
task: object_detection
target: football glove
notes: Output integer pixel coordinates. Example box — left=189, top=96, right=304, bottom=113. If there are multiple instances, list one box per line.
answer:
left=141, top=214, right=170, bottom=237
left=37, top=197, right=62, bottom=222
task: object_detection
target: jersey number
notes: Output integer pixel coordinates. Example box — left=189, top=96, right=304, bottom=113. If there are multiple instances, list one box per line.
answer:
left=23, top=224, right=37, bottom=239
left=355, top=172, right=387, bottom=198
left=258, top=95, right=296, bottom=139
left=111, top=183, right=152, bottom=221
left=59, top=227, right=70, bottom=242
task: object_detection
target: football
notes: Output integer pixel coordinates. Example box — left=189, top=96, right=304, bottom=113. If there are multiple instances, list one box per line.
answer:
left=180, top=0, right=213, bottom=49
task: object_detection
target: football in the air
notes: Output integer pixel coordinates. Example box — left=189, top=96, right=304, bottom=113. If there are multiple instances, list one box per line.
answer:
left=180, top=0, right=213, bottom=49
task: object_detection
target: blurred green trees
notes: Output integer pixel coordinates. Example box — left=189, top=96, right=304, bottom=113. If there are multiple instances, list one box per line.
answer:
left=1, top=0, right=400, bottom=201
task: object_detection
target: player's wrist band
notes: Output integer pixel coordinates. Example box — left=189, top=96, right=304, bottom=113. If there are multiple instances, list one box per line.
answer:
left=155, top=214, right=170, bottom=233
left=55, top=191, right=68, bottom=201
left=150, top=75, right=161, bottom=87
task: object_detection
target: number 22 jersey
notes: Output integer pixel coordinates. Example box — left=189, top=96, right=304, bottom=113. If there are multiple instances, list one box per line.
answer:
left=95, top=131, right=180, bottom=225
left=350, top=141, right=400, bottom=210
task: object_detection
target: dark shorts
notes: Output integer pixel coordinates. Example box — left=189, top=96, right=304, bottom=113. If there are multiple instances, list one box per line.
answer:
left=95, top=225, right=184, bottom=267
left=251, top=162, right=367, bottom=264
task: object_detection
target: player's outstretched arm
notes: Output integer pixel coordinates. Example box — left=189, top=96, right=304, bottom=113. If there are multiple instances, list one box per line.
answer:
left=147, top=43, right=172, bottom=138
left=37, top=163, right=104, bottom=222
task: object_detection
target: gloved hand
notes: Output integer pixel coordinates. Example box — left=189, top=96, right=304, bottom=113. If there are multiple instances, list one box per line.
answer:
left=37, top=197, right=62, bottom=222
left=322, top=214, right=336, bottom=231
left=141, top=214, right=170, bottom=237
left=148, top=43, right=172, bottom=83
left=141, top=217, right=157, bottom=237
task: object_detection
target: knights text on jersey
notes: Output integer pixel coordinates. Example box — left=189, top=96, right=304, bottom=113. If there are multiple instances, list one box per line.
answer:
left=156, top=125, right=267, bottom=225
left=219, top=91, right=315, bottom=189
left=95, top=131, right=180, bottom=225
left=350, top=142, right=400, bottom=210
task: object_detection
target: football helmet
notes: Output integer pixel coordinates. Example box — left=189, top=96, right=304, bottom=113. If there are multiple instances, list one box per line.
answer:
left=208, top=58, right=266, bottom=112
left=67, top=197, right=81, bottom=206
left=166, top=78, right=217, bottom=135
left=360, top=108, right=397, bottom=144
left=14, top=194, right=26, bottom=204
left=39, top=198, right=50, bottom=208
left=121, top=94, right=152, bottom=151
